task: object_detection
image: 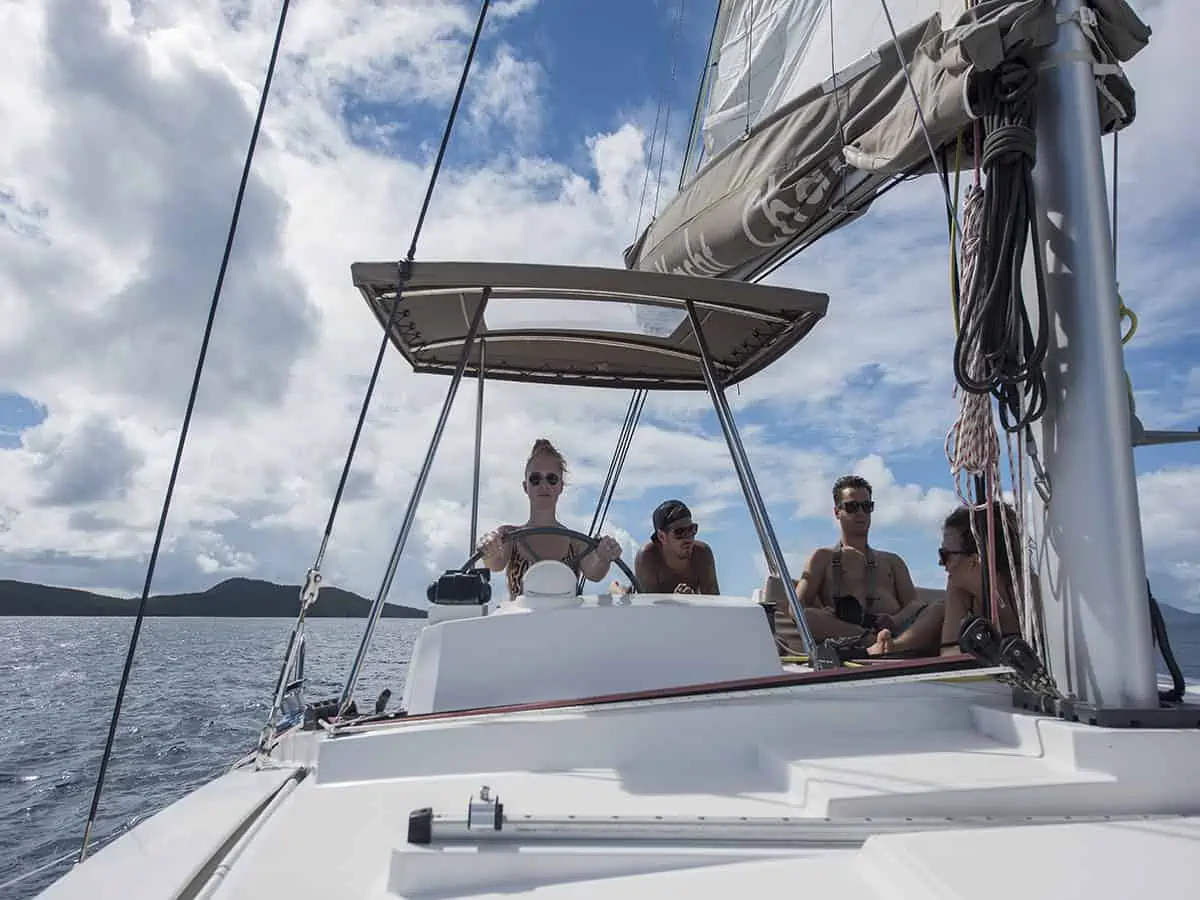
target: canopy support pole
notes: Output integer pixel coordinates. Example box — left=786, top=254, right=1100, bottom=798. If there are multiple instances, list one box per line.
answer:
left=339, top=291, right=491, bottom=717
left=685, top=302, right=818, bottom=660
left=469, top=338, right=486, bottom=555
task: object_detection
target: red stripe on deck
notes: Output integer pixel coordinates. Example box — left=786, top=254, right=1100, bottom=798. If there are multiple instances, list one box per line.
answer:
left=332, top=653, right=989, bottom=731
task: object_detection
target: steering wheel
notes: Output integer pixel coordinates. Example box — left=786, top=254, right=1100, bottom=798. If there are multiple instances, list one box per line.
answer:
left=461, top=525, right=641, bottom=595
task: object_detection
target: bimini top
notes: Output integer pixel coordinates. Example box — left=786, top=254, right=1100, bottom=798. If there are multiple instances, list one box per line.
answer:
left=350, top=260, right=829, bottom=391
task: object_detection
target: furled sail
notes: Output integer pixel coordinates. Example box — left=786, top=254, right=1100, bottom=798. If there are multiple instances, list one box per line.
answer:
left=624, top=0, right=1151, bottom=283
left=694, top=0, right=970, bottom=175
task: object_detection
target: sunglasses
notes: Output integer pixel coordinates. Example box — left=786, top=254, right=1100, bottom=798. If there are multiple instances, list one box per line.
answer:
left=938, top=547, right=969, bottom=565
left=662, top=520, right=700, bottom=542
left=839, top=500, right=875, bottom=514
left=526, top=471, right=560, bottom=487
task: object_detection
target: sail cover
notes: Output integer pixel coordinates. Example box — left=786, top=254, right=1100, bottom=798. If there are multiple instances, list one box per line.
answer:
left=625, top=0, right=1151, bottom=282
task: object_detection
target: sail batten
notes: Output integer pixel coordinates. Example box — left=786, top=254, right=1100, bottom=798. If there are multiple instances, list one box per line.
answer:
left=629, top=0, right=1151, bottom=283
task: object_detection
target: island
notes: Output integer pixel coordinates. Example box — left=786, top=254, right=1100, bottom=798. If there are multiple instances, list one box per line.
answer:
left=0, top=577, right=427, bottom=618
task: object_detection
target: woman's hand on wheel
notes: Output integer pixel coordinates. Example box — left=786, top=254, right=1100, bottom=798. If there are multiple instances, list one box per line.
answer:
left=594, top=535, right=622, bottom=563
left=477, top=526, right=514, bottom=561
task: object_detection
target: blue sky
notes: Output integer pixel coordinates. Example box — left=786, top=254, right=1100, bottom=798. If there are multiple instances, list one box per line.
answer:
left=0, top=0, right=1198, bottom=615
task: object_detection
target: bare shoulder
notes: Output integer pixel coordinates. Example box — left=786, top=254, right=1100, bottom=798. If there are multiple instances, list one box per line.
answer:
left=693, top=540, right=715, bottom=560
left=875, top=549, right=913, bottom=571
left=805, top=546, right=834, bottom=573
left=635, top=541, right=657, bottom=561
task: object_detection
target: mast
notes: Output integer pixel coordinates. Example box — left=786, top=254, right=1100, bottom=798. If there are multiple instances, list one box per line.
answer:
left=1021, top=0, right=1158, bottom=710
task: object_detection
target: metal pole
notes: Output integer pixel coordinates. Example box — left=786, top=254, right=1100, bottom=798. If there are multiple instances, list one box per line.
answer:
left=339, top=291, right=491, bottom=716
left=469, top=338, right=486, bottom=555
left=1021, top=0, right=1157, bottom=709
left=685, top=302, right=817, bottom=658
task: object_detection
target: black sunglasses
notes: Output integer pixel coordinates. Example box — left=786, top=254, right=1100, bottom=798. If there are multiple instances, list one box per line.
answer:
left=526, top=471, right=560, bottom=487
left=668, top=522, right=698, bottom=540
left=839, top=500, right=875, bottom=514
left=938, top=547, right=968, bottom=565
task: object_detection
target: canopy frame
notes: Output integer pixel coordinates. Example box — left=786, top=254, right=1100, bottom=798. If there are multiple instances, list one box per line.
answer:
left=350, top=260, right=829, bottom=391
left=336, top=262, right=827, bottom=715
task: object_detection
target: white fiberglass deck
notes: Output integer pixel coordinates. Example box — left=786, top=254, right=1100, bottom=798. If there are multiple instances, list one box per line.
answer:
left=40, top=674, right=1200, bottom=900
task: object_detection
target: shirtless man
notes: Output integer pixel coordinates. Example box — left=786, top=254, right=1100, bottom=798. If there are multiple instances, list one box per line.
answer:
left=783, top=475, right=938, bottom=655
left=634, top=500, right=720, bottom=595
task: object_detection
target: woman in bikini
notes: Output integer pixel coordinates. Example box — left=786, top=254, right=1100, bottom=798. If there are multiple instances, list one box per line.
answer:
left=866, top=502, right=1024, bottom=657
left=935, top=501, right=1024, bottom=654
left=476, top=438, right=623, bottom=599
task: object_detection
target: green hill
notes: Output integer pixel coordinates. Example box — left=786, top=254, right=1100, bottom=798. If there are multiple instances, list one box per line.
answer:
left=0, top=577, right=426, bottom=618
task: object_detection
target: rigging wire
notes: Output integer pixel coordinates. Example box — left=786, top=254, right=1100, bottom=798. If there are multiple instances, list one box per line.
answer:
left=590, top=0, right=692, bottom=591
left=2, top=823, right=129, bottom=893
left=634, top=0, right=688, bottom=235
left=1107, top=129, right=1184, bottom=702
left=259, top=0, right=494, bottom=741
left=876, top=0, right=962, bottom=240
left=587, top=392, right=646, bottom=538
left=578, top=389, right=647, bottom=592
left=302, top=0, right=493, bottom=578
left=678, top=2, right=723, bottom=187
left=651, top=0, right=688, bottom=217
left=77, top=0, right=295, bottom=862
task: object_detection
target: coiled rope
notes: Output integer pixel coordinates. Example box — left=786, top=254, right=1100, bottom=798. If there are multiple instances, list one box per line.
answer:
left=951, top=59, right=1049, bottom=435
left=945, top=183, right=1000, bottom=504
left=944, top=61, right=1048, bottom=641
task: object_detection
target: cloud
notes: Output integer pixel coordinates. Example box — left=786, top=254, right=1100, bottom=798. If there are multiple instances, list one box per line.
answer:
left=0, top=0, right=1197, bottom=625
left=34, top=416, right=144, bottom=508
left=467, top=44, right=543, bottom=141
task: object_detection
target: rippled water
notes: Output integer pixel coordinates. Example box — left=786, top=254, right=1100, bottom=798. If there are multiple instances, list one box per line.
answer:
left=2, top=613, right=1198, bottom=899
left=0, top=616, right=422, bottom=899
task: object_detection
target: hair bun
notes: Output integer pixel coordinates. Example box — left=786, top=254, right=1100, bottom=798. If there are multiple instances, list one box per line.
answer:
left=526, top=437, right=568, bottom=477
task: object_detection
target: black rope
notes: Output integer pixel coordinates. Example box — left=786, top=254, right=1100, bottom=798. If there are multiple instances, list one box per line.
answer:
left=1147, top=580, right=1186, bottom=704
left=78, top=0, right=294, bottom=861
left=952, top=58, right=1049, bottom=433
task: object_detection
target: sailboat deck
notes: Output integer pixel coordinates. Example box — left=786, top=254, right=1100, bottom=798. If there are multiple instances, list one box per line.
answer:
left=193, top=678, right=1200, bottom=900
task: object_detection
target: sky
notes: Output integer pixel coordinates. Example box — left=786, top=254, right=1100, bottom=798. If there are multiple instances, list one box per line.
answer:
left=1, top=0, right=1198, bottom=620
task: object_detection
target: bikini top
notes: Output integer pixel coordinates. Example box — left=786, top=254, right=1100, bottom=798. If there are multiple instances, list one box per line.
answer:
left=505, top=540, right=582, bottom=599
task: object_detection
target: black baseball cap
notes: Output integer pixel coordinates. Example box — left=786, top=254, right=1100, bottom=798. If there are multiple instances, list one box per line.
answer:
left=651, top=500, right=692, bottom=541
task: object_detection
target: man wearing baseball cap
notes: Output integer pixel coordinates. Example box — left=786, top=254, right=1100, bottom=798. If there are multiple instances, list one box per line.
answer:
left=634, top=500, right=721, bottom=595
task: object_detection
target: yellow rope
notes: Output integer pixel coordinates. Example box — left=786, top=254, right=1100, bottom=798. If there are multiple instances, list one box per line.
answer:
left=1119, top=290, right=1138, bottom=345
left=1118, top=287, right=1138, bottom=414
left=780, top=655, right=864, bottom=668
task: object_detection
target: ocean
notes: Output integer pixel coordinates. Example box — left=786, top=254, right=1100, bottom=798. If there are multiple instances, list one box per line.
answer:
left=2, top=614, right=1198, bottom=898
